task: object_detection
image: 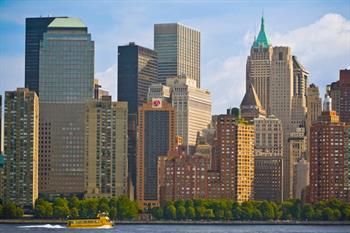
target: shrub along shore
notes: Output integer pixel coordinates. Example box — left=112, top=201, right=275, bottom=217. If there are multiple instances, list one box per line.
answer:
left=0, top=197, right=349, bottom=222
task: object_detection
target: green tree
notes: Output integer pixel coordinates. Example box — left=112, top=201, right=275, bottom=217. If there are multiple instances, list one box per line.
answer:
left=34, top=199, right=53, bottom=218
left=187, top=206, right=195, bottom=219
left=252, top=209, right=262, bottom=220
left=116, top=196, right=138, bottom=220
left=322, top=207, right=335, bottom=221
left=176, top=205, right=186, bottom=220
left=195, top=206, right=206, bottom=220
left=3, top=202, right=23, bottom=219
left=0, top=204, right=3, bottom=218
left=206, top=209, right=215, bottom=220
left=258, top=201, right=274, bottom=220
left=301, top=204, right=314, bottom=220
left=98, top=198, right=110, bottom=213
left=341, top=206, right=350, bottom=220
left=151, top=207, right=163, bottom=220
left=53, top=198, right=70, bottom=218
left=164, top=204, right=176, bottom=220
left=109, top=207, right=117, bottom=220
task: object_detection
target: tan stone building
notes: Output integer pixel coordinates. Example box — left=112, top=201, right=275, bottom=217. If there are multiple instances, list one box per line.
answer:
left=155, top=23, right=201, bottom=87
left=253, top=116, right=283, bottom=202
left=288, top=127, right=307, bottom=199
left=4, top=88, right=39, bottom=208
left=85, top=97, right=128, bottom=197
left=294, top=158, right=309, bottom=199
left=136, top=100, right=176, bottom=209
left=306, top=84, right=322, bottom=138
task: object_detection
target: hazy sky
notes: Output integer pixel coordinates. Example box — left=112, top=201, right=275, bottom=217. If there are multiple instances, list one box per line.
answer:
left=0, top=0, right=349, bottom=114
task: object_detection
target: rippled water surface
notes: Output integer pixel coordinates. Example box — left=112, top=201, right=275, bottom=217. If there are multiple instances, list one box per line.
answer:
left=1, top=224, right=349, bottom=233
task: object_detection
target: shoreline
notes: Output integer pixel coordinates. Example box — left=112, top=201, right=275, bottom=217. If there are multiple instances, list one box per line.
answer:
left=0, top=219, right=349, bottom=225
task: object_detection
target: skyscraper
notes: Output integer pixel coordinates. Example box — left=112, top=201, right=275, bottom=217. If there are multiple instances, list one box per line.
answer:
left=309, top=96, right=350, bottom=203
left=3, top=88, right=39, bottom=208
left=327, top=69, right=350, bottom=124
left=213, top=110, right=255, bottom=202
left=288, top=127, right=307, bottom=199
left=240, top=83, right=267, bottom=122
left=291, top=56, right=308, bottom=129
left=117, top=42, right=158, bottom=188
left=136, top=100, right=176, bottom=209
left=25, top=17, right=66, bottom=95
left=246, top=16, right=272, bottom=112
left=154, top=23, right=201, bottom=87
left=85, top=97, right=128, bottom=197
left=38, top=17, right=94, bottom=196
left=167, top=75, right=211, bottom=148
left=253, top=116, right=283, bottom=202
left=306, top=84, right=322, bottom=136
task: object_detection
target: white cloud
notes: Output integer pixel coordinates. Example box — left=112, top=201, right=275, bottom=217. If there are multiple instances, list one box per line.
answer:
left=95, top=65, right=117, bottom=100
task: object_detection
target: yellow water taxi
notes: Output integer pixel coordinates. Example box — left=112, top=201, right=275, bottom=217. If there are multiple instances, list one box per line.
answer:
left=67, top=213, right=113, bottom=228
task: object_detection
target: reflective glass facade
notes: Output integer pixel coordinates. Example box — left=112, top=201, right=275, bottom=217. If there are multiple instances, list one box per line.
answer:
left=39, top=28, right=94, bottom=103
left=25, top=17, right=65, bottom=95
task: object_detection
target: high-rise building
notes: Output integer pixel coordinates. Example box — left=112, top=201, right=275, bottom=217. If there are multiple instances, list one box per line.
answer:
left=291, top=56, right=308, bottom=129
left=288, top=127, right=307, bottom=199
left=25, top=17, right=67, bottom=95
left=93, top=79, right=109, bottom=100
left=253, top=116, right=283, bottom=202
left=0, top=153, right=4, bottom=201
left=154, top=23, right=200, bottom=87
left=294, top=158, right=309, bottom=200
left=213, top=110, right=255, bottom=202
left=3, top=88, right=39, bottom=208
left=147, top=75, right=211, bottom=149
left=38, top=18, right=94, bottom=196
left=161, top=109, right=255, bottom=203
left=246, top=16, right=272, bottom=112
left=117, top=42, right=158, bottom=188
left=306, top=84, right=322, bottom=135
left=327, top=69, right=350, bottom=124
left=85, top=97, right=128, bottom=197
left=240, top=83, right=267, bottom=122
left=167, top=76, right=211, bottom=147
left=309, top=96, right=350, bottom=203
left=136, top=100, right=176, bottom=209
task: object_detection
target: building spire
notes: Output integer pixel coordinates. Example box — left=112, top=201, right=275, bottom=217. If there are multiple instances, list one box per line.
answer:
left=252, top=14, right=270, bottom=49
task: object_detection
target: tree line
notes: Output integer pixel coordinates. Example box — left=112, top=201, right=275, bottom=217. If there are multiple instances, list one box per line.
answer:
left=151, top=198, right=350, bottom=221
left=0, top=196, right=139, bottom=220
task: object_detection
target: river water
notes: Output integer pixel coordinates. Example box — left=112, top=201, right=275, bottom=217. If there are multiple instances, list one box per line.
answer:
left=0, top=224, right=349, bottom=233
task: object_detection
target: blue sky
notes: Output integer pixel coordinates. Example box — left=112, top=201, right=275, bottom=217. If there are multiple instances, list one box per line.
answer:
left=0, top=0, right=349, bottom=114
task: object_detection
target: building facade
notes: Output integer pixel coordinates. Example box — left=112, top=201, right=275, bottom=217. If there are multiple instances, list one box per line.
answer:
left=25, top=17, right=66, bottom=95
left=38, top=17, right=94, bottom=195
left=294, top=158, right=309, bottom=200
left=306, top=84, right=322, bottom=136
left=288, top=127, right=307, bottom=199
left=154, top=23, right=200, bottom=87
left=0, top=95, right=2, bottom=152
left=136, top=100, right=176, bottom=209
left=85, top=97, right=128, bottom=197
left=117, top=42, right=158, bottom=188
left=253, top=116, right=283, bottom=202
left=327, top=69, right=350, bottom=124
left=3, top=88, right=39, bottom=208
left=246, top=16, right=272, bottom=112
left=309, top=102, right=350, bottom=203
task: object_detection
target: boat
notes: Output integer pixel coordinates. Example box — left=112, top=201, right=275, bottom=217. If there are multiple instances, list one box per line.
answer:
left=67, top=213, right=113, bottom=228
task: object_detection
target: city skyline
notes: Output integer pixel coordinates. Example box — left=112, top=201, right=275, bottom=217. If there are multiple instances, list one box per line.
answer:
left=1, top=0, right=349, bottom=114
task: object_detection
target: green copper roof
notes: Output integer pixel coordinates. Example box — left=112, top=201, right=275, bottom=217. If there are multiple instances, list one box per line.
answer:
left=252, top=16, right=270, bottom=48
left=48, top=18, right=86, bottom=28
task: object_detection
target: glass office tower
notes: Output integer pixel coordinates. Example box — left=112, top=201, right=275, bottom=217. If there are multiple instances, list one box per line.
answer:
left=154, top=23, right=200, bottom=87
left=39, top=17, right=94, bottom=196
left=25, top=17, right=67, bottom=95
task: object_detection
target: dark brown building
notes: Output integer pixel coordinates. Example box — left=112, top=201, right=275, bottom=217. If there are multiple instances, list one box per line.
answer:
left=136, top=100, right=176, bottom=209
left=309, top=110, right=350, bottom=203
left=327, top=69, right=350, bottom=124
